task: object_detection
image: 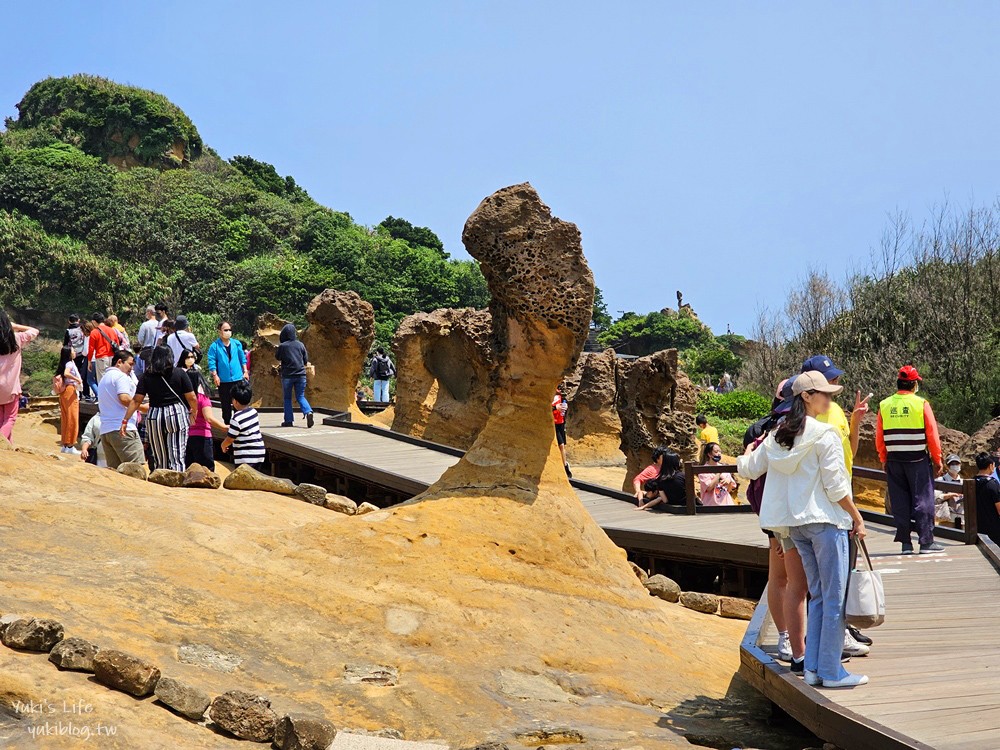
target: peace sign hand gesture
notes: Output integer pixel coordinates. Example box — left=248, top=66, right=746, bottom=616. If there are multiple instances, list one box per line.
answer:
left=854, top=390, right=871, bottom=418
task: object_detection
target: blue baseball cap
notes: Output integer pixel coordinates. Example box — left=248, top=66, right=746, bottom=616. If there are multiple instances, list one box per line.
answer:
left=801, top=354, right=844, bottom=380
left=773, top=375, right=797, bottom=415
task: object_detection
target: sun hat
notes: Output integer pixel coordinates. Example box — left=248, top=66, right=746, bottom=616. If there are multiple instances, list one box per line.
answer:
left=792, top=370, right=844, bottom=396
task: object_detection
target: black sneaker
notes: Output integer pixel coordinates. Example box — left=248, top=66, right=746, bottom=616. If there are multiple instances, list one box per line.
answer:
left=901, top=543, right=914, bottom=555
left=279, top=422, right=293, bottom=428
left=789, top=657, right=804, bottom=675
left=848, top=625, right=873, bottom=646
left=920, top=542, right=945, bottom=553
left=307, top=412, right=315, bottom=429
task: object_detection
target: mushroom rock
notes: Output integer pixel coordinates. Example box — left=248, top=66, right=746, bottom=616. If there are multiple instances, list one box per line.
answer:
left=300, top=289, right=375, bottom=421
left=248, top=312, right=289, bottom=408
left=616, top=349, right=698, bottom=489
left=562, top=348, right=623, bottom=466
left=389, top=307, right=495, bottom=449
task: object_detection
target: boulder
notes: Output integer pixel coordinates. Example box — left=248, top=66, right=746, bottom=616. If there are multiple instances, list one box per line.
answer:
left=0, top=617, right=64, bottom=652
left=247, top=312, right=289, bottom=408
left=344, top=663, right=399, bottom=686
left=719, top=596, right=756, bottom=621
left=117, top=462, right=149, bottom=481
left=965, top=417, right=1000, bottom=460
left=643, top=574, right=681, bottom=603
left=679, top=591, right=720, bottom=615
left=323, top=494, right=357, bottom=515
left=274, top=713, right=337, bottom=750
left=300, top=289, right=376, bottom=420
left=48, top=637, right=99, bottom=671
left=148, top=468, right=185, bottom=488
left=355, top=502, right=379, bottom=515
left=223, top=464, right=296, bottom=495
left=629, top=561, right=649, bottom=583
left=154, top=676, right=211, bottom=720
left=390, top=307, right=496, bottom=449
left=294, top=483, right=328, bottom=505
left=182, top=463, right=221, bottom=489
left=208, top=690, right=278, bottom=742
left=617, top=349, right=698, bottom=490
left=93, top=649, right=161, bottom=697
left=563, top=349, right=624, bottom=465
left=514, top=727, right=585, bottom=745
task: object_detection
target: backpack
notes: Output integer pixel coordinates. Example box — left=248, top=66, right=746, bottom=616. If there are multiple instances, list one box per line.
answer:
left=52, top=374, right=65, bottom=395
left=374, top=357, right=392, bottom=379
left=66, top=327, right=85, bottom=355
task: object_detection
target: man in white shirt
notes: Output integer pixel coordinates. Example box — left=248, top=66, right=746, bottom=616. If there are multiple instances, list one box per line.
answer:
left=165, top=315, right=199, bottom=367
left=97, top=351, right=146, bottom=469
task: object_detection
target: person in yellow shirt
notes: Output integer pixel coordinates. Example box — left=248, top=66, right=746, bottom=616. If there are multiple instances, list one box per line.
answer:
left=696, top=414, right=719, bottom=445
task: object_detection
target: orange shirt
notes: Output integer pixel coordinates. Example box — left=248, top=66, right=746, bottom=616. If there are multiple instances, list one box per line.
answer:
left=87, top=325, right=119, bottom=360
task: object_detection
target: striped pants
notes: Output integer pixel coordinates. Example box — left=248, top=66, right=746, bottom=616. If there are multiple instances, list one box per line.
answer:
left=148, top=403, right=189, bottom=472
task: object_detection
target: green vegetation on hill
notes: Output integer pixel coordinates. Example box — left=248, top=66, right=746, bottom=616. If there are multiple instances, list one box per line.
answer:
left=0, top=75, right=488, bottom=344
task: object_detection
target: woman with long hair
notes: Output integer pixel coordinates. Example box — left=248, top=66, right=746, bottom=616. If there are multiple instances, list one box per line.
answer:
left=55, top=345, right=83, bottom=453
left=636, top=448, right=687, bottom=510
left=122, top=345, right=196, bottom=471
left=0, top=311, right=39, bottom=444
left=738, top=370, right=868, bottom=689
left=698, top=441, right=737, bottom=505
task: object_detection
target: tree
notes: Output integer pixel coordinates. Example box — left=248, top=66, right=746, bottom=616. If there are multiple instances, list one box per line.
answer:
left=379, top=216, right=446, bottom=255
left=592, top=286, right=612, bottom=330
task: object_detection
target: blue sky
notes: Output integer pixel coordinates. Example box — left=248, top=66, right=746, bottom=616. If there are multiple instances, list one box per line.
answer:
left=5, top=2, right=1000, bottom=335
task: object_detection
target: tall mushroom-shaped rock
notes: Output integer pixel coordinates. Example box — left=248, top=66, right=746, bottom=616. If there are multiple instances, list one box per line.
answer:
left=616, top=348, right=699, bottom=489
left=300, top=289, right=375, bottom=420
left=390, top=307, right=495, bottom=449
left=247, top=312, right=290, bottom=408
left=563, top=348, right=624, bottom=466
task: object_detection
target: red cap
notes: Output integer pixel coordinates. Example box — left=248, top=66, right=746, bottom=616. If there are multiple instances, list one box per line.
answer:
left=898, top=365, right=922, bottom=382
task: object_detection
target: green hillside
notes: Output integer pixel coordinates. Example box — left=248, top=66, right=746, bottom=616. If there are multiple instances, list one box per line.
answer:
left=0, top=74, right=488, bottom=342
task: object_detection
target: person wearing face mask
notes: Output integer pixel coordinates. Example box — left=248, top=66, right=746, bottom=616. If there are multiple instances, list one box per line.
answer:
left=876, top=365, right=945, bottom=554
left=207, top=320, right=248, bottom=425
left=934, top=454, right=965, bottom=527
left=698, top=442, right=737, bottom=506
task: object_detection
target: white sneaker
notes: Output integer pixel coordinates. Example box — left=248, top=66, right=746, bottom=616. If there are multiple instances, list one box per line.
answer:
left=59, top=447, right=68, bottom=454
left=843, top=629, right=870, bottom=657
left=777, top=632, right=792, bottom=662
left=804, top=670, right=821, bottom=686
left=822, top=673, right=869, bottom=688
left=65, top=447, right=81, bottom=455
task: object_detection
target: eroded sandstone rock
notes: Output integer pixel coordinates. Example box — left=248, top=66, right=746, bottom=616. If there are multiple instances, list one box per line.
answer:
left=680, top=591, right=720, bottom=615
left=1, top=617, right=64, bottom=652
left=148, top=468, right=185, bottom=488
left=643, top=574, right=681, bottom=603
left=719, top=596, right=756, bottom=621
left=274, top=713, right=337, bottom=750
left=248, top=312, right=289, bottom=408
left=93, top=649, right=160, bottom=696
left=223, top=464, right=296, bottom=495
left=209, top=690, right=277, bottom=742
left=48, top=637, right=99, bottom=671
left=117, top=462, right=149, bottom=481
left=183, top=463, right=221, bottom=489
left=617, top=349, right=698, bottom=489
left=294, top=483, right=327, bottom=505
left=344, top=663, right=399, bottom=686
left=563, top=348, right=623, bottom=465
left=355, top=502, right=379, bottom=515
left=324, top=493, right=357, bottom=514
left=390, top=307, right=496, bottom=449
left=154, top=676, right=210, bottom=720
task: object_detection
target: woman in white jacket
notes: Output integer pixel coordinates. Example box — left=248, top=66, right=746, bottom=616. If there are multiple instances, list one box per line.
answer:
left=738, top=370, right=868, bottom=689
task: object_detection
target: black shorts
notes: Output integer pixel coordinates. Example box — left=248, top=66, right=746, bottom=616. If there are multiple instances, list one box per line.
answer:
left=554, top=422, right=566, bottom=446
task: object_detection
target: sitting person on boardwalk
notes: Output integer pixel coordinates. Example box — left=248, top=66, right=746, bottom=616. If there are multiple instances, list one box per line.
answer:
left=221, top=382, right=266, bottom=470
left=974, top=453, right=1000, bottom=545
left=738, top=370, right=868, bottom=689
left=935, top=454, right=964, bottom=525
left=634, top=447, right=687, bottom=510
left=698, top=442, right=737, bottom=506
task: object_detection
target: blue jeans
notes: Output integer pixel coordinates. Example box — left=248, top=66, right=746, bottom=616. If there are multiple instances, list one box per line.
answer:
left=373, top=379, right=390, bottom=402
left=282, top=376, right=312, bottom=424
left=790, top=522, right=850, bottom=682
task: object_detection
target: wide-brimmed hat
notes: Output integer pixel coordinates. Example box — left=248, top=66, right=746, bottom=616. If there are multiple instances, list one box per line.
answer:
left=792, top=370, right=844, bottom=396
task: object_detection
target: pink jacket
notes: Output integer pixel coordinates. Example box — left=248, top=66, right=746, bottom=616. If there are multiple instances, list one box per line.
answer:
left=0, top=328, right=40, bottom=404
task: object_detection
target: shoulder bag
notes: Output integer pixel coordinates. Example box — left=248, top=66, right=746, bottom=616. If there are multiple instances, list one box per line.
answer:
left=845, top=538, right=886, bottom=628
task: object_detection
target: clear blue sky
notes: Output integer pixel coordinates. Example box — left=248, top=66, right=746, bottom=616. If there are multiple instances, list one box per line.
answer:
left=5, top=2, right=1000, bottom=335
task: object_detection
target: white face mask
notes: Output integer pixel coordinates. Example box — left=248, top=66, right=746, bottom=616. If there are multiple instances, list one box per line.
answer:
left=948, top=464, right=961, bottom=475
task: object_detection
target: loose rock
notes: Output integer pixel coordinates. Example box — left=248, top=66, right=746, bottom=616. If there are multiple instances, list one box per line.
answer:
left=148, top=468, right=185, bottom=488
left=209, top=690, right=277, bottom=742
left=117, top=462, right=149, bottom=481
left=295, top=483, right=328, bottom=505
left=48, top=637, right=99, bottom=671
left=323, top=493, right=357, bottom=515
left=93, top=649, right=161, bottom=696
left=154, top=676, right=211, bottom=720
left=1, top=618, right=64, bottom=652
left=679, top=591, right=720, bottom=615
left=629, top=561, right=649, bottom=583
left=344, top=663, right=399, bottom=686
left=183, top=463, right=222, bottom=489
left=643, top=574, right=681, bottom=603
left=274, top=713, right=337, bottom=750
left=514, top=727, right=585, bottom=745
left=461, top=744, right=509, bottom=750
left=719, top=596, right=756, bottom=621
left=355, top=502, right=379, bottom=515
left=223, top=464, right=297, bottom=495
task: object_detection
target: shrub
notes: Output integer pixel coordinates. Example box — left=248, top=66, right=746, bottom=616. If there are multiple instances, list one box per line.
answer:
left=697, top=390, right=772, bottom=421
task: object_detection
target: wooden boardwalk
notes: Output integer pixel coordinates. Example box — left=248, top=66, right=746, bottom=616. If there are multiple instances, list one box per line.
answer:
left=741, top=522, right=1000, bottom=749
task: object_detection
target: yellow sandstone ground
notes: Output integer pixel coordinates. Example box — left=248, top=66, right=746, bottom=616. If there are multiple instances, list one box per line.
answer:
left=0, top=416, right=758, bottom=749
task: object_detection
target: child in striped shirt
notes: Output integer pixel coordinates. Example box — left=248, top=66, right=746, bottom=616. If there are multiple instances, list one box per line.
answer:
left=221, top=383, right=266, bottom=469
